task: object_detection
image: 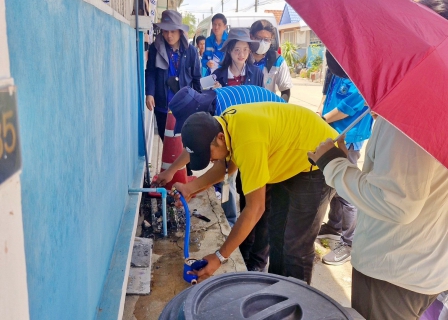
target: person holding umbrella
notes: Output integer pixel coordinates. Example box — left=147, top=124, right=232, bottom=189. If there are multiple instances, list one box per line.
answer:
left=307, top=1, right=448, bottom=317
left=315, top=53, right=374, bottom=266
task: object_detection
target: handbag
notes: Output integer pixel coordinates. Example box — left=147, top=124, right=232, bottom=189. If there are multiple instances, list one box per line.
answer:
left=166, top=76, right=180, bottom=94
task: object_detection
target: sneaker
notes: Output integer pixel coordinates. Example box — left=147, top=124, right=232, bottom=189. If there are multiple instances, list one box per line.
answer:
left=322, top=242, right=352, bottom=266
left=316, top=223, right=342, bottom=241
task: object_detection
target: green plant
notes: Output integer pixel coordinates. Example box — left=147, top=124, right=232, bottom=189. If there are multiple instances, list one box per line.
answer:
left=281, top=41, right=300, bottom=69
left=298, top=54, right=307, bottom=66
left=311, top=56, right=323, bottom=70
left=182, top=12, right=197, bottom=39
left=306, top=69, right=312, bottom=78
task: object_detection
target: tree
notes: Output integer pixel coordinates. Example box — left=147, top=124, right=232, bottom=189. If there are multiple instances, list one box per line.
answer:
left=281, top=41, right=300, bottom=70
left=182, top=12, right=196, bottom=39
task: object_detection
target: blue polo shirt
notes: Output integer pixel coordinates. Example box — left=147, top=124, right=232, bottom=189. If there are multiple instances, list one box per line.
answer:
left=214, top=85, right=285, bottom=115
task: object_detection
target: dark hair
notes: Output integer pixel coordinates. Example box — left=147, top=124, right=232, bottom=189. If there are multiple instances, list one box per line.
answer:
left=212, top=13, right=227, bottom=25
left=418, top=0, right=448, bottom=19
left=220, top=40, right=254, bottom=69
left=196, top=35, right=206, bottom=45
left=250, top=19, right=277, bottom=49
left=250, top=19, right=276, bottom=37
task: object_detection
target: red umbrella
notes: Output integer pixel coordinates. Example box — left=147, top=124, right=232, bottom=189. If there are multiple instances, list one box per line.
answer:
left=287, top=0, right=448, bottom=168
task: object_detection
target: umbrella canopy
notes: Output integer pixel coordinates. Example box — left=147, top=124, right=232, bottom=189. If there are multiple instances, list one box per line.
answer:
left=288, top=0, right=448, bottom=168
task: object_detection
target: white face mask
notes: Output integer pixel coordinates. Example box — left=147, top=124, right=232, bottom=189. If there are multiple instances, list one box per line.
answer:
left=256, top=40, right=271, bottom=55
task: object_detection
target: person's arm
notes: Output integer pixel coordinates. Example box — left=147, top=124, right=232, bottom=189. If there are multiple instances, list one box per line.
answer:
left=322, top=108, right=348, bottom=123
left=317, top=69, right=333, bottom=116
left=173, top=159, right=237, bottom=201
left=145, top=44, right=157, bottom=110
left=277, top=59, right=293, bottom=102
left=190, top=46, right=202, bottom=92
left=322, top=82, right=365, bottom=123
left=192, top=186, right=266, bottom=282
left=308, top=119, right=437, bottom=224
left=154, top=149, right=190, bottom=186
left=316, top=95, right=326, bottom=116
left=280, top=89, right=290, bottom=102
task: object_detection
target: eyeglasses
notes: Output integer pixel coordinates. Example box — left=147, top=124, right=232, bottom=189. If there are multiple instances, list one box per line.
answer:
left=255, top=37, right=272, bottom=43
left=232, top=48, right=251, bottom=55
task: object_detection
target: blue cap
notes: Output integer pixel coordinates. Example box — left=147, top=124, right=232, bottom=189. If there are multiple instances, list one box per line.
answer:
left=169, top=87, right=217, bottom=134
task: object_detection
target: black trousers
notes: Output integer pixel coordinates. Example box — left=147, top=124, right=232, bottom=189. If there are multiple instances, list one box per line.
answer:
left=267, top=170, right=334, bottom=284
left=237, top=171, right=270, bottom=271
left=154, top=109, right=167, bottom=142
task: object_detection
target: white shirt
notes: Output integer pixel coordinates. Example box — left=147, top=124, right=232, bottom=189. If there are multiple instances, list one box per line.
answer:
left=324, top=117, right=448, bottom=294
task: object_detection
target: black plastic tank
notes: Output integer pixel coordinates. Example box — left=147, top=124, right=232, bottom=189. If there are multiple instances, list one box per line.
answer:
left=159, top=272, right=353, bottom=320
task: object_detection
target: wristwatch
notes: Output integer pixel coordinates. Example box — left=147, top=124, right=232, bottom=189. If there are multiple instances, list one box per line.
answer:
left=322, top=115, right=327, bottom=122
left=215, top=250, right=228, bottom=264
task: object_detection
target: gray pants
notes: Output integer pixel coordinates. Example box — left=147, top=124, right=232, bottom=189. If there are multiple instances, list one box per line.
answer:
left=352, top=268, right=439, bottom=319
left=327, top=146, right=360, bottom=246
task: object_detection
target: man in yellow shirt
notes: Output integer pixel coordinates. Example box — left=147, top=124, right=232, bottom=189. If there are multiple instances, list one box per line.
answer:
left=175, top=102, right=338, bottom=284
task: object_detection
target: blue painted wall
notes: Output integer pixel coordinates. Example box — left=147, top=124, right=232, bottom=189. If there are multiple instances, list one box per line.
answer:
left=5, top=1, right=141, bottom=319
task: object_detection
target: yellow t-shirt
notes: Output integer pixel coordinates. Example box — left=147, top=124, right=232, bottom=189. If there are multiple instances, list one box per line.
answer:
left=215, top=102, right=338, bottom=195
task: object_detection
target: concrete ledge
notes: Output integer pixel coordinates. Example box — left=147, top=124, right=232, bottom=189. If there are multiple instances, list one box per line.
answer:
left=96, top=157, right=146, bottom=320
left=83, top=0, right=130, bottom=25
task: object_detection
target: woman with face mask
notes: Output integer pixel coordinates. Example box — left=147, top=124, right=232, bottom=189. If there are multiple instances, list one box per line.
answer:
left=250, top=20, right=293, bottom=102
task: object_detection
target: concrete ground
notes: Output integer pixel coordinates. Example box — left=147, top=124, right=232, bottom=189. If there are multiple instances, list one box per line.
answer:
left=123, top=76, right=366, bottom=319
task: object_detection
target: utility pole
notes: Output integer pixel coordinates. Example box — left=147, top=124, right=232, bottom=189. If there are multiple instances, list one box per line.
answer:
left=211, top=7, right=213, bottom=15
left=221, top=0, right=224, bottom=12
left=255, top=0, right=257, bottom=12
left=236, top=0, right=238, bottom=12
left=203, top=14, right=204, bottom=20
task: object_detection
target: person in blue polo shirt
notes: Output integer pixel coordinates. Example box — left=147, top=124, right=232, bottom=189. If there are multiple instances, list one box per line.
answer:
left=202, top=14, right=228, bottom=75
left=315, top=51, right=374, bottom=266
left=153, top=85, right=285, bottom=272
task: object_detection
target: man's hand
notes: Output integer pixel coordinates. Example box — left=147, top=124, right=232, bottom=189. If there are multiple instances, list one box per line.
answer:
left=212, top=81, right=222, bottom=89
left=188, top=253, right=222, bottom=283
left=206, top=60, right=215, bottom=68
left=146, top=95, right=155, bottom=111
left=153, top=170, right=174, bottom=187
left=307, top=136, right=348, bottom=164
left=172, top=182, right=193, bottom=205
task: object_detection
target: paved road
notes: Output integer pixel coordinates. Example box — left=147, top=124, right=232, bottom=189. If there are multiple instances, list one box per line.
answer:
left=289, top=76, right=325, bottom=111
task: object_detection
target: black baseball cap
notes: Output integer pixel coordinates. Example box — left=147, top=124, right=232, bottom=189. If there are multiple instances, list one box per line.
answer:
left=169, top=87, right=217, bottom=134
left=181, top=112, right=222, bottom=171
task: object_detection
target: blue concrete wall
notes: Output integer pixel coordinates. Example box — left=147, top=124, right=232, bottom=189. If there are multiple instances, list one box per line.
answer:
left=5, top=1, right=141, bottom=319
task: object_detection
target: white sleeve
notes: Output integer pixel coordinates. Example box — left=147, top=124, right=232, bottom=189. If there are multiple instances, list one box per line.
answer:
left=323, top=118, right=437, bottom=224
left=275, top=60, right=293, bottom=92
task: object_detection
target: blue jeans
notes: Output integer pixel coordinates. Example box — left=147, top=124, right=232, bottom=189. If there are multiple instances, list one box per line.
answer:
left=220, top=171, right=238, bottom=227
left=327, top=146, right=360, bottom=246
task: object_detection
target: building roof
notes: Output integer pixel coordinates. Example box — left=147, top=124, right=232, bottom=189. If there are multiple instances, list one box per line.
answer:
left=279, top=3, right=303, bottom=25
left=279, top=3, right=308, bottom=28
left=264, top=10, right=283, bottom=24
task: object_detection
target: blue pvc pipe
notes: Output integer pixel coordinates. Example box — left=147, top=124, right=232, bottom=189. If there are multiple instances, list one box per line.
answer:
left=178, top=194, right=190, bottom=259
left=128, top=188, right=168, bottom=236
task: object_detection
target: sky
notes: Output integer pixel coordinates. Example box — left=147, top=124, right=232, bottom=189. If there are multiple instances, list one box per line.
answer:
left=179, top=0, right=286, bottom=26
